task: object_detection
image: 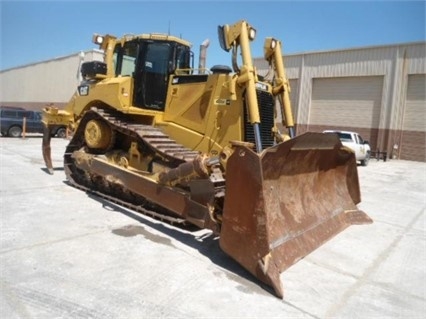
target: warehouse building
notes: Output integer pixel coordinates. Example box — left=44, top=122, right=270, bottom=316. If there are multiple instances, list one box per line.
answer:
left=255, top=42, right=426, bottom=162
left=1, top=42, right=425, bottom=161
left=0, top=50, right=104, bottom=110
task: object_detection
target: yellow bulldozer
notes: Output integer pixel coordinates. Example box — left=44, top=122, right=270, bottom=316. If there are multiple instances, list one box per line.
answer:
left=41, top=20, right=372, bottom=298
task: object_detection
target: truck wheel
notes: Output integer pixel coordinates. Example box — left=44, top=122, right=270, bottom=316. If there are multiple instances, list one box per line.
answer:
left=361, top=152, right=370, bottom=166
left=56, top=127, right=67, bottom=138
left=8, top=126, right=22, bottom=138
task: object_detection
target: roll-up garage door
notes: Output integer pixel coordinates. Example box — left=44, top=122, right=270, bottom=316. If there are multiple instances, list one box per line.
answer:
left=400, top=74, right=426, bottom=162
left=310, top=76, right=383, bottom=130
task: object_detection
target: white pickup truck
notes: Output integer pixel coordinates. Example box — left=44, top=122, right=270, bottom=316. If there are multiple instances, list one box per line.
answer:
left=323, top=130, right=371, bottom=166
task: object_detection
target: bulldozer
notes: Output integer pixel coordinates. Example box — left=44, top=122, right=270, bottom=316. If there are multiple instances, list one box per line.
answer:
left=41, top=20, right=372, bottom=298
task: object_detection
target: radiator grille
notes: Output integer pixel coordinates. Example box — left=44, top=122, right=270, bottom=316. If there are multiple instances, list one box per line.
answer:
left=244, top=89, right=275, bottom=149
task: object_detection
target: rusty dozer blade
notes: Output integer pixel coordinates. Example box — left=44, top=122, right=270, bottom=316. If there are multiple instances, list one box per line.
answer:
left=42, top=123, right=54, bottom=175
left=219, top=132, right=373, bottom=298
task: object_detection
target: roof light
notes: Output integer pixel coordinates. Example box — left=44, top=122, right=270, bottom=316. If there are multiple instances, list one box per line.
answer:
left=95, top=35, right=104, bottom=44
left=92, top=34, right=104, bottom=45
left=248, top=27, right=256, bottom=41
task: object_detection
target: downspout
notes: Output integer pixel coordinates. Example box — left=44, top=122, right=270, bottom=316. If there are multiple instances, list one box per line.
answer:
left=397, top=48, right=408, bottom=159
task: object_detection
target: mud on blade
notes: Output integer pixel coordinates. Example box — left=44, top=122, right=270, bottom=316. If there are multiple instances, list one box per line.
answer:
left=219, top=132, right=373, bottom=298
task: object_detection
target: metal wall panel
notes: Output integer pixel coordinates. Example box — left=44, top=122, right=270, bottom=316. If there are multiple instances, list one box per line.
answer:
left=0, top=50, right=103, bottom=106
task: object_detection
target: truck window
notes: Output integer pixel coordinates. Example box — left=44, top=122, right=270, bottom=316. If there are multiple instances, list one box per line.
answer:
left=23, top=111, right=34, bottom=120
left=2, top=110, right=17, bottom=118
left=337, top=133, right=352, bottom=142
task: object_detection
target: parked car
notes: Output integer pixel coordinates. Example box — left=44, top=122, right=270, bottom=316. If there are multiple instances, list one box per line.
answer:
left=0, top=106, right=66, bottom=138
left=323, top=130, right=371, bottom=166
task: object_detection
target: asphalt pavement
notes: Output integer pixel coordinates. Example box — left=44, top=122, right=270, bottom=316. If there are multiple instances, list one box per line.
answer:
left=0, top=136, right=425, bottom=318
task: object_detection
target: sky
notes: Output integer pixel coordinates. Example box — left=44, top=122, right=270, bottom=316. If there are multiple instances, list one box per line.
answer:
left=1, top=0, right=425, bottom=71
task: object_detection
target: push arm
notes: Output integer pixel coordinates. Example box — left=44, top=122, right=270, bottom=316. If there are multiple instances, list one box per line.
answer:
left=218, top=20, right=263, bottom=152
left=264, top=38, right=295, bottom=138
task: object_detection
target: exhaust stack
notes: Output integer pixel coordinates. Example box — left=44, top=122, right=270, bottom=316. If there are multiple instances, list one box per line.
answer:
left=198, top=39, right=210, bottom=74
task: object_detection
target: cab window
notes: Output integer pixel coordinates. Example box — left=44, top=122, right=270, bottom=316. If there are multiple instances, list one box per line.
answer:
left=175, top=45, right=191, bottom=71
left=113, top=41, right=138, bottom=76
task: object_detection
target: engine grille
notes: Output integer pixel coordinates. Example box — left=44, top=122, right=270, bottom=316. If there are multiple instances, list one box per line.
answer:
left=244, top=89, right=275, bottom=150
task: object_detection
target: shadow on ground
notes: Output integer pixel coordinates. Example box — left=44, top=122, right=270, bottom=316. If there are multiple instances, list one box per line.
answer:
left=84, top=191, right=276, bottom=298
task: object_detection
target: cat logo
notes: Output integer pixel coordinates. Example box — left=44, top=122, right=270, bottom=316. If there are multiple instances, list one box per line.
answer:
left=214, top=99, right=231, bottom=106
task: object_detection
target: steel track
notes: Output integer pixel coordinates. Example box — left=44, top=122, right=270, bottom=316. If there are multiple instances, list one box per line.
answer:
left=63, top=107, right=205, bottom=225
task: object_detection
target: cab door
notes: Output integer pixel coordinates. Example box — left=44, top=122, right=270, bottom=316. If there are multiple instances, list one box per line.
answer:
left=134, top=42, right=172, bottom=111
left=354, top=134, right=367, bottom=160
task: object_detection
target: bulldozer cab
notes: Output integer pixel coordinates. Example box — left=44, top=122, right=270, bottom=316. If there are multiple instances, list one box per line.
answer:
left=112, top=38, right=192, bottom=111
